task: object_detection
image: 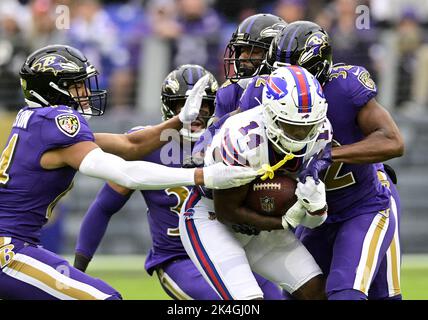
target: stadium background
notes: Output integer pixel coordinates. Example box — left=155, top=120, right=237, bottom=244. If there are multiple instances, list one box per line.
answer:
left=0, top=0, right=427, bottom=299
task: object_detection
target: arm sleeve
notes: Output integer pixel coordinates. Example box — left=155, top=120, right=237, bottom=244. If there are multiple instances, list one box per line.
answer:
left=75, top=183, right=131, bottom=259
left=79, top=148, right=196, bottom=190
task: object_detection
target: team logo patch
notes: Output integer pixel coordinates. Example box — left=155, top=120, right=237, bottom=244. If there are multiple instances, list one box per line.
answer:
left=358, top=71, right=376, bottom=91
left=260, top=22, right=286, bottom=38
left=31, top=54, right=82, bottom=76
left=165, top=77, right=180, bottom=93
left=265, top=76, right=288, bottom=100
left=298, top=31, right=329, bottom=65
left=55, top=114, right=80, bottom=137
left=260, top=196, right=275, bottom=213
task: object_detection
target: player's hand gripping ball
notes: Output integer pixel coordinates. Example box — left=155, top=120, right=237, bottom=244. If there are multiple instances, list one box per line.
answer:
left=245, top=175, right=297, bottom=216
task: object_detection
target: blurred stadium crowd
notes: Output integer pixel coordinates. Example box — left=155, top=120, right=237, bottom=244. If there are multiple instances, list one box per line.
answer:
left=1, top=0, right=428, bottom=114
left=1, top=0, right=428, bottom=256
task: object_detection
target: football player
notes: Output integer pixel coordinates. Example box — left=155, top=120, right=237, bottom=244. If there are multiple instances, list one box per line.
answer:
left=217, top=13, right=287, bottom=118
left=179, top=66, right=332, bottom=300
left=0, top=45, right=258, bottom=299
left=73, top=64, right=284, bottom=300
left=239, top=21, right=404, bottom=300
left=192, top=13, right=286, bottom=161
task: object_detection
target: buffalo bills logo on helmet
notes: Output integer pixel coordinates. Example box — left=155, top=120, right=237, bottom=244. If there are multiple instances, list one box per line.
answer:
left=265, top=76, right=288, bottom=100
left=32, top=54, right=82, bottom=76
left=298, top=32, right=329, bottom=65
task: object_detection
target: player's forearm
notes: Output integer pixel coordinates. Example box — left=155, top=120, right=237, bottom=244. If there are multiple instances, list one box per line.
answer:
left=79, top=148, right=197, bottom=190
left=94, top=117, right=182, bottom=161
left=216, top=206, right=283, bottom=231
left=94, top=133, right=131, bottom=159
left=332, top=131, right=404, bottom=164
left=123, top=116, right=182, bottom=160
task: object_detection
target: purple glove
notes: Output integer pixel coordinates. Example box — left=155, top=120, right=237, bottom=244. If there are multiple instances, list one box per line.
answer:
left=298, top=142, right=332, bottom=184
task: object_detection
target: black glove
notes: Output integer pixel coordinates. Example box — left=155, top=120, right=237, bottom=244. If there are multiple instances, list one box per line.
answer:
left=74, top=252, right=91, bottom=273
left=231, top=224, right=260, bottom=236
left=383, top=164, right=398, bottom=184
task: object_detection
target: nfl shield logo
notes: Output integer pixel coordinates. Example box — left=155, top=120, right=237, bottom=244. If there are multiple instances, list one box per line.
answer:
left=260, top=196, right=275, bottom=213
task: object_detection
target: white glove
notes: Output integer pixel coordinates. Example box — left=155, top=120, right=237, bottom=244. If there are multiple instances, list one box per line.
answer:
left=178, top=74, right=210, bottom=123
left=281, top=201, right=306, bottom=229
left=281, top=200, right=327, bottom=230
left=300, top=211, right=327, bottom=229
left=203, top=162, right=258, bottom=189
left=295, top=176, right=327, bottom=214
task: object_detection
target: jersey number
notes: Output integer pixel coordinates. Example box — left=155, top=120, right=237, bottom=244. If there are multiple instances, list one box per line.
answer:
left=165, top=186, right=190, bottom=237
left=0, top=134, right=19, bottom=186
left=239, top=121, right=263, bottom=150
left=324, top=140, right=356, bottom=191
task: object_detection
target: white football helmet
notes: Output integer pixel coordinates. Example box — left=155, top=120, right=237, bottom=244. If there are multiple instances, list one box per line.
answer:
left=262, top=65, right=328, bottom=157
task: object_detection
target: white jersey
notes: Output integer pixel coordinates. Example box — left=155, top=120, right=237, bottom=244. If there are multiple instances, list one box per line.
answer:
left=180, top=105, right=328, bottom=299
left=205, top=105, right=333, bottom=178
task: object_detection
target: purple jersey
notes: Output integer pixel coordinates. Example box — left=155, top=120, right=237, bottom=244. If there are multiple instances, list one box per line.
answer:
left=193, top=79, right=252, bottom=162
left=322, top=64, right=390, bottom=221
left=141, top=139, right=192, bottom=274
left=214, top=79, right=251, bottom=118
left=0, top=106, right=93, bottom=244
left=239, top=75, right=267, bottom=111
left=239, top=65, right=390, bottom=222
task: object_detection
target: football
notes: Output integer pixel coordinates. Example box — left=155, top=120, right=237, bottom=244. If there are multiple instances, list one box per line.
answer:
left=245, top=175, right=297, bottom=217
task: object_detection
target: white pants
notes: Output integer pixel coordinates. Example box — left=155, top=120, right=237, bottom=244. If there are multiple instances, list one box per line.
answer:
left=179, top=188, right=322, bottom=300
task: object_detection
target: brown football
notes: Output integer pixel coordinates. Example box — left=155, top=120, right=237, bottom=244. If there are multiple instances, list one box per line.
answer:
left=245, top=175, right=298, bottom=217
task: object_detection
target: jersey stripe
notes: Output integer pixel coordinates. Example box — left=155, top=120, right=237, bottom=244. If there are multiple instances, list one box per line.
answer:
left=183, top=189, right=233, bottom=300
left=3, top=253, right=111, bottom=300
left=221, top=130, right=247, bottom=167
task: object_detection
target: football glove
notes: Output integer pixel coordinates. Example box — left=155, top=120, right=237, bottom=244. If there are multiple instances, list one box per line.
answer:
left=178, top=74, right=210, bottom=123
left=295, top=176, right=327, bottom=214
left=281, top=200, right=327, bottom=229
left=203, top=162, right=258, bottom=189
left=282, top=201, right=306, bottom=229
left=300, top=211, right=327, bottom=229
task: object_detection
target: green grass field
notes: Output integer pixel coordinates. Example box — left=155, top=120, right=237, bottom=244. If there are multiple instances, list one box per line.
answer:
left=74, top=254, right=428, bottom=300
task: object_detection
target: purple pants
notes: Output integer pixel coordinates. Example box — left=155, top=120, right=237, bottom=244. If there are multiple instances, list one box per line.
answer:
left=368, top=177, right=402, bottom=299
left=156, top=257, right=284, bottom=300
left=0, top=237, right=121, bottom=300
left=296, top=169, right=401, bottom=300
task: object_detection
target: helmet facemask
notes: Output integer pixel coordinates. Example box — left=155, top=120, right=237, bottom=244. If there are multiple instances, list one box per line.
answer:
left=61, top=67, right=107, bottom=120
left=224, top=36, right=268, bottom=80
left=161, top=96, right=215, bottom=143
left=263, top=102, right=324, bottom=157
left=160, top=64, right=218, bottom=143
left=177, top=98, right=214, bottom=143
